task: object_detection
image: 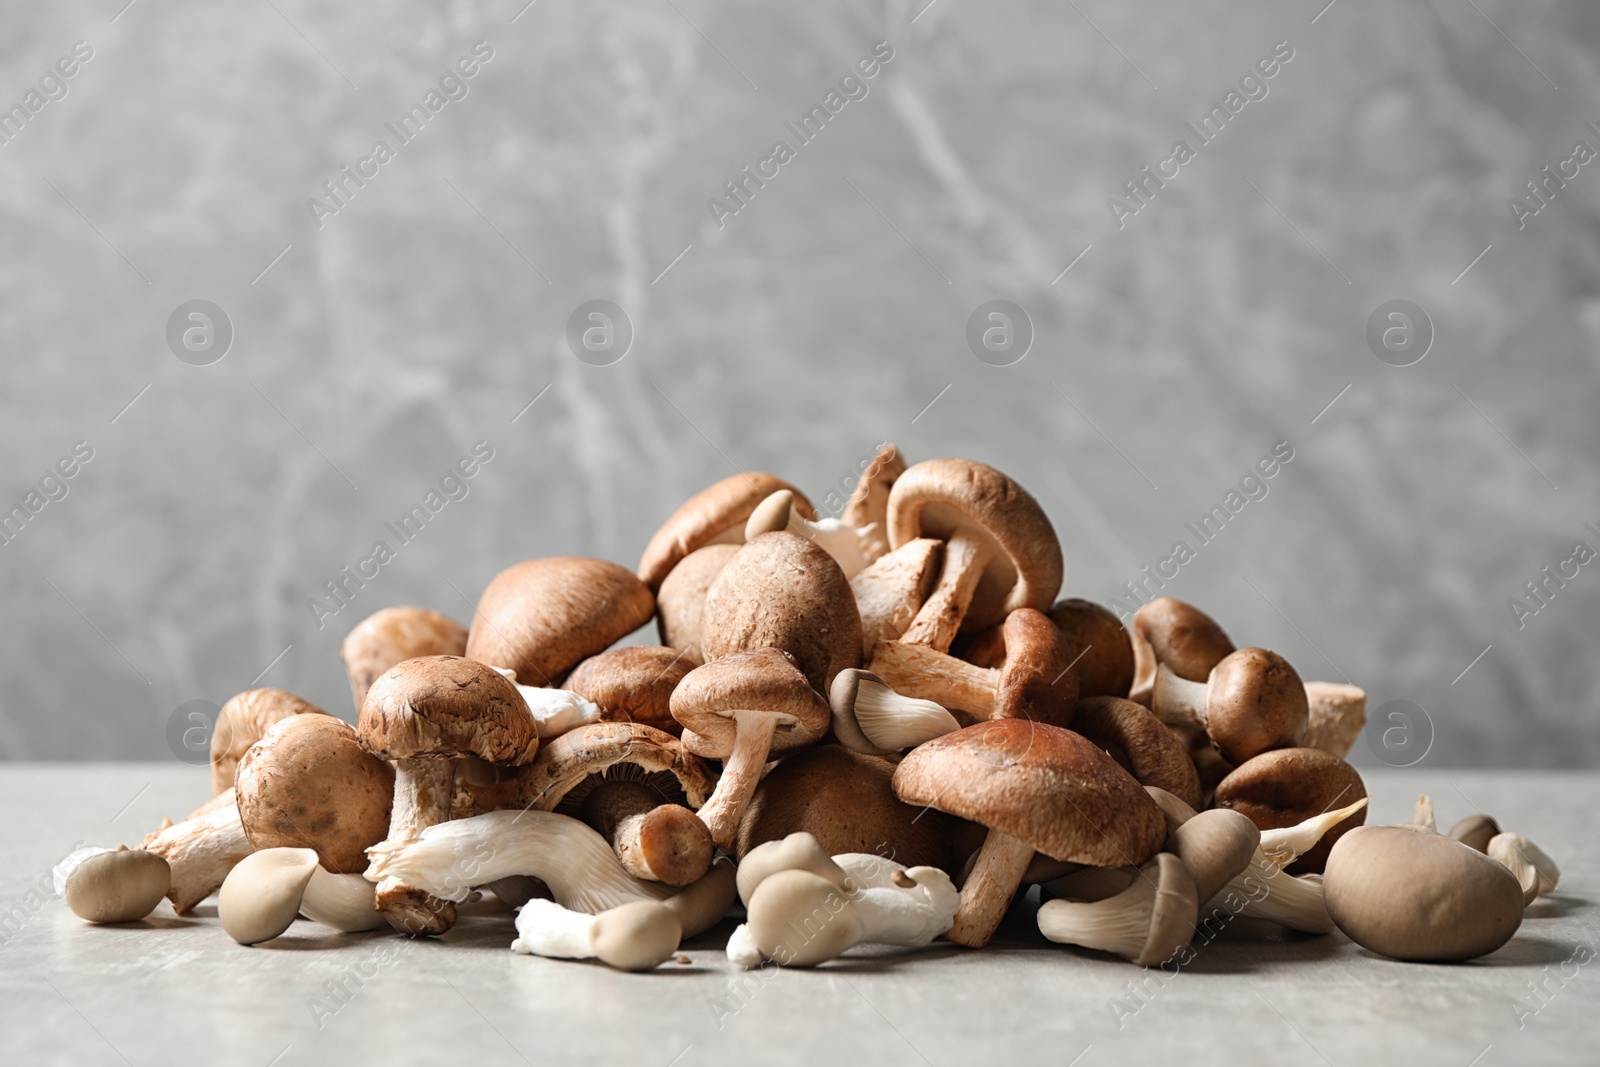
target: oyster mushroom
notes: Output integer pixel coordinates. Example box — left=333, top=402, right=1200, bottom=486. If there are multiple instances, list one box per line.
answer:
left=1036, top=853, right=1197, bottom=966
left=54, top=847, right=170, bottom=924
left=744, top=489, right=885, bottom=580
left=512, top=899, right=683, bottom=971
left=827, top=670, right=961, bottom=758
left=1487, top=832, right=1560, bottom=905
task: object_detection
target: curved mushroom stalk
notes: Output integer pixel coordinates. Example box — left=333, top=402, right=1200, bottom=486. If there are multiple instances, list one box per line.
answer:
left=488, top=668, right=604, bottom=739
left=1257, top=798, right=1370, bottom=870
left=142, top=790, right=253, bottom=914
left=1151, top=665, right=1209, bottom=733
left=693, top=709, right=782, bottom=848
left=1037, top=854, right=1198, bottom=966
left=1411, top=794, right=1437, bottom=832
left=1488, top=833, right=1560, bottom=905
left=829, top=670, right=960, bottom=757
left=365, top=810, right=673, bottom=913
left=511, top=899, right=682, bottom=971
left=744, top=490, right=883, bottom=580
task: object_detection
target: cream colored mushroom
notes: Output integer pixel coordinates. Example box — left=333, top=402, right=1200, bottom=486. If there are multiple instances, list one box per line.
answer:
left=54, top=846, right=170, bottom=924
left=744, top=489, right=886, bottom=580
left=1487, top=833, right=1560, bottom=905
left=511, top=899, right=683, bottom=971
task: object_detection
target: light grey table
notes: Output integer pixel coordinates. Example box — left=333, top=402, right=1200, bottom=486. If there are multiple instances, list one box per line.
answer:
left=1, top=765, right=1593, bottom=1066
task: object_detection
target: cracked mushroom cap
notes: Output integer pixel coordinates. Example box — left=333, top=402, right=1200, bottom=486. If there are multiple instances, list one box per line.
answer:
left=1213, top=747, right=1366, bottom=874
left=358, top=655, right=539, bottom=765
left=958, top=599, right=1135, bottom=702
left=886, top=458, right=1063, bottom=634
left=700, top=532, right=862, bottom=695
left=1204, top=648, right=1311, bottom=764
left=637, top=472, right=816, bottom=592
left=851, top=537, right=943, bottom=655
left=340, top=606, right=468, bottom=713
left=564, top=646, right=694, bottom=736
left=736, top=745, right=957, bottom=874
left=464, top=558, right=654, bottom=687
left=210, top=689, right=329, bottom=796
left=993, top=608, right=1079, bottom=726
left=892, top=719, right=1165, bottom=867
left=1130, top=598, right=1234, bottom=705
left=671, top=648, right=831, bottom=760
left=509, top=721, right=714, bottom=814
left=1072, top=696, right=1202, bottom=810
left=236, top=715, right=395, bottom=873
left=655, top=543, right=739, bottom=661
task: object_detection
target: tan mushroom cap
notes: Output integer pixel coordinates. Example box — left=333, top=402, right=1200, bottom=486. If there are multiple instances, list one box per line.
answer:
left=565, top=646, right=694, bottom=736
left=637, top=472, right=817, bottom=592
left=464, top=557, right=654, bottom=687
left=340, top=606, right=468, bottom=713
left=958, top=599, right=1135, bottom=701
left=655, top=543, right=739, bottom=661
left=235, top=715, right=396, bottom=873
left=886, top=458, right=1063, bottom=634
left=508, top=721, right=714, bottom=813
left=747, top=869, right=864, bottom=966
left=700, top=532, right=862, bottom=695
left=1167, top=807, right=1260, bottom=903
left=1204, top=648, right=1311, bottom=764
left=63, top=848, right=171, bottom=924
left=892, top=720, right=1165, bottom=867
left=1131, top=853, right=1199, bottom=966
left=1130, top=597, right=1234, bottom=705
left=210, top=689, right=329, bottom=796
left=1448, top=813, right=1501, bottom=853
left=736, top=745, right=957, bottom=874
left=1213, top=747, right=1366, bottom=874
left=1073, top=696, right=1202, bottom=810
left=993, top=608, right=1078, bottom=726
left=841, top=441, right=907, bottom=531
left=851, top=538, right=942, bottom=655
left=358, top=655, right=539, bottom=765
left=671, top=648, right=831, bottom=759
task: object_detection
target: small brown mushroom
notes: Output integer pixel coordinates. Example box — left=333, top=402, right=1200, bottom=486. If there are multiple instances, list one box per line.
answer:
left=209, top=688, right=329, bottom=796
left=1152, top=648, right=1310, bottom=765
left=736, top=745, right=958, bottom=875
left=340, top=606, right=468, bottom=713
left=671, top=649, right=832, bottom=848
left=654, top=543, right=739, bottom=662
left=1212, top=747, right=1366, bottom=874
left=637, top=472, right=816, bottom=592
left=886, top=459, right=1063, bottom=652
left=464, top=557, right=654, bottom=686
left=1072, top=696, right=1203, bottom=811
left=1128, top=597, right=1234, bottom=707
left=850, top=538, right=943, bottom=656
left=565, top=646, right=694, bottom=736
left=892, top=719, right=1165, bottom=948
left=958, top=598, right=1136, bottom=701
left=867, top=608, right=1078, bottom=727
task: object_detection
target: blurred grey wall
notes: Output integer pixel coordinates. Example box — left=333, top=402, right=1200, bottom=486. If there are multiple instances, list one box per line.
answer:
left=0, top=0, right=1595, bottom=767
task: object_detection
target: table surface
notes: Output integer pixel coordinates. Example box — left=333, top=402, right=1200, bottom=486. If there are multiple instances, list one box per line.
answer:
left=1, top=765, right=1594, bottom=1067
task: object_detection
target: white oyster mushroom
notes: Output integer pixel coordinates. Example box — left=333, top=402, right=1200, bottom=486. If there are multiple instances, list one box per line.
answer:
left=511, top=899, right=682, bottom=971
left=744, top=489, right=884, bottom=580
left=1488, top=832, right=1560, bottom=905
left=488, top=667, right=603, bottom=739
left=1256, top=797, right=1371, bottom=870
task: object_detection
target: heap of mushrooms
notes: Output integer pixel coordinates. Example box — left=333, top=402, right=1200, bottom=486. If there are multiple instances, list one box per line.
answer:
left=66, top=449, right=1555, bottom=977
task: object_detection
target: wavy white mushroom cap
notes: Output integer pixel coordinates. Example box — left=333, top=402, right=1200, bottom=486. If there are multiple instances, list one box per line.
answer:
left=487, top=667, right=604, bottom=739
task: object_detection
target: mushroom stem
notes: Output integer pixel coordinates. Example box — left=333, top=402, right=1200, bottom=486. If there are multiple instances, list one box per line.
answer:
left=1037, top=877, right=1162, bottom=962
left=946, top=827, right=1035, bottom=948
left=511, top=899, right=683, bottom=971
left=376, top=758, right=458, bottom=935
left=898, top=530, right=991, bottom=652
left=1257, top=797, right=1371, bottom=870
left=1411, top=794, right=1436, bottom=832
left=581, top=781, right=713, bottom=887
left=142, top=792, right=254, bottom=914
left=300, top=868, right=388, bottom=932
left=868, top=640, right=998, bottom=718
left=1151, top=664, right=1209, bottom=733
left=693, top=709, right=781, bottom=849
left=850, top=674, right=962, bottom=751
left=365, top=810, right=673, bottom=913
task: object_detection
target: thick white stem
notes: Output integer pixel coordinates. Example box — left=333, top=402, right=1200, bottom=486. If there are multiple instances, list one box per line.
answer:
left=300, top=868, right=387, bottom=932
left=1037, top=879, right=1156, bottom=959
left=694, top=710, right=780, bottom=849
left=1151, top=663, right=1209, bottom=733
left=511, top=899, right=598, bottom=959
left=1221, top=856, right=1333, bottom=933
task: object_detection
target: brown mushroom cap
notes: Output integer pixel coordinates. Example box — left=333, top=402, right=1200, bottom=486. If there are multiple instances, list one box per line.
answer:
left=1072, top=696, right=1202, bottom=810
left=993, top=608, right=1078, bottom=727
left=508, top=721, right=714, bottom=813
left=358, top=655, right=539, bottom=765
left=958, top=599, right=1135, bottom=701
left=850, top=538, right=943, bottom=655
left=1324, top=824, right=1524, bottom=962
left=235, top=715, right=395, bottom=873
left=886, top=459, right=1063, bottom=634
left=210, top=689, right=329, bottom=796
left=1203, top=648, right=1311, bottom=764
left=565, top=646, right=694, bottom=736
left=700, top=532, right=862, bottom=695
left=1130, top=597, right=1234, bottom=705
left=655, top=543, right=739, bottom=661
left=841, top=442, right=907, bottom=531
left=1213, top=747, right=1366, bottom=874
left=464, top=558, right=654, bottom=686
left=340, top=606, right=468, bottom=713
left=637, top=473, right=817, bottom=592
left=736, top=745, right=956, bottom=873
left=671, top=648, right=831, bottom=759
left=892, top=720, right=1165, bottom=866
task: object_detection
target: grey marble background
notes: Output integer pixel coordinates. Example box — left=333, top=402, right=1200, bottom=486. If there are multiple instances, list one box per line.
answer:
left=0, top=0, right=1594, bottom=766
